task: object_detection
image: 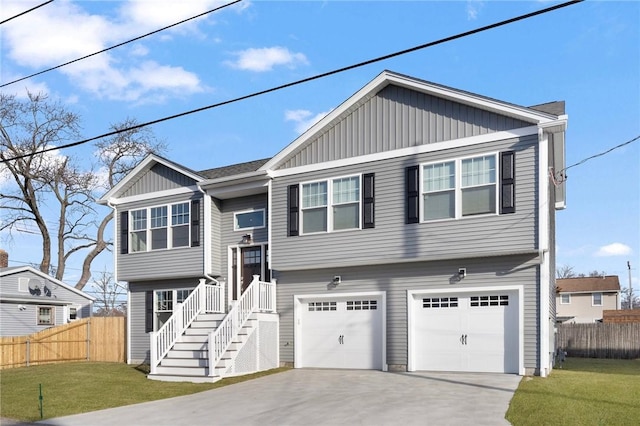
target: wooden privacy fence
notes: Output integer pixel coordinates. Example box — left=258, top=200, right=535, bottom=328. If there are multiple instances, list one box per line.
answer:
left=0, top=317, right=126, bottom=370
left=556, top=323, right=640, bottom=359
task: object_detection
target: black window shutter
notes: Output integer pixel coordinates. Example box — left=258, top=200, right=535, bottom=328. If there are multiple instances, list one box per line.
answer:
left=500, top=151, right=516, bottom=214
left=145, top=291, right=154, bottom=333
left=406, top=166, right=420, bottom=224
left=287, top=185, right=300, bottom=236
left=362, top=173, right=375, bottom=229
left=120, top=211, right=129, bottom=254
left=191, top=199, right=200, bottom=247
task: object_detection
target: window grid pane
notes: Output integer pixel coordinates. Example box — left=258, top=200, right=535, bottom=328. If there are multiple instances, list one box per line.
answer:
left=332, top=177, right=359, bottom=204
left=150, top=206, right=167, bottom=229
left=423, top=162, right=455, bottom=192
left=302, top=182, right=328, bottom=209
left=131, top=210, right=147, bottom=231
left=462, top=156, right=496, bottom=188
left=171, top=203, right=189, bottom=226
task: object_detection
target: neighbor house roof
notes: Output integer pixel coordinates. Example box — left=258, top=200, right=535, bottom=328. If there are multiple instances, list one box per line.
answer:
left=556, top=276, right=621, bottom=294
left=0, top=266, right=96, bottom=301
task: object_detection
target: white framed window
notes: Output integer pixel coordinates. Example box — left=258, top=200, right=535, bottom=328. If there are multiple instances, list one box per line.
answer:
left=171, top=202, right=190, bottom=247
left=301, top=175, right=360, bottom=234
left=234, top=209, right=265, bottom=231
left=129, top=202, right=191, bottom=252
left=18, top=277, right=29, bottom=293
left=560, top=294, right=571, bottom=304
left=592, top=292, right=603, bottom=306
left=421, top=153, right=497, bottom=221
left=38, top=306, right=54, bottom=325
left=154, top=288, right=193, bottom=330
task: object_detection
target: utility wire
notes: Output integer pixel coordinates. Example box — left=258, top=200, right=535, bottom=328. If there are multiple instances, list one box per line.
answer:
left=0, top=0, right=242, bottom=88
left=0, top=0, right=54, bottom=25
left=561, top=134, right=640, bottom=173
left=0, top=0, right=583, bottom=163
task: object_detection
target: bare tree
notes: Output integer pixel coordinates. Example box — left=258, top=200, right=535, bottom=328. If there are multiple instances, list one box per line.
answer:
left=556, top=265, right=576, bottom=279
left=1, top=92, right=165, bottom=289
left=90, top=270, right=127, bottom=316
left=620, top=287, right=639, bottom=310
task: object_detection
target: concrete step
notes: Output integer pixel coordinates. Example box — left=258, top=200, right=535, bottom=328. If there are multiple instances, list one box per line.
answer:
left=161, top=357, right=208, bottom=368
left=148, top=373, right=221, bottom=383
left=154, top=365, right=208, bottom=376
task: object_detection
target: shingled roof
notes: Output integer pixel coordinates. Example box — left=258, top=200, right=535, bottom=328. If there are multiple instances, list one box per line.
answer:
left=556, top=276, right=621, bottom=293
left=198, top=158, right=271, bottom=180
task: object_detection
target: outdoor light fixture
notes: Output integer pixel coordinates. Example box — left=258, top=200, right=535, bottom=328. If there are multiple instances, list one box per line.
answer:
left=332, top=276, right=341, bottom=285
left=458, top=268, right=467, bottom=279
left=241, top=234, right=252, bottom=245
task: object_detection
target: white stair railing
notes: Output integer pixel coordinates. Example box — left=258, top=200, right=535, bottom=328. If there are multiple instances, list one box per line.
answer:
left=208, top=276, right=276, bottom=376
left=150, top=280, right=223, bottom=374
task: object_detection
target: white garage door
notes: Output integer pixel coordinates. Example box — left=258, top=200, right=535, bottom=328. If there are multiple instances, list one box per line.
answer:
left=298, top=296, right=383, bottom=369
left=413, top=291, right=519, bottom=373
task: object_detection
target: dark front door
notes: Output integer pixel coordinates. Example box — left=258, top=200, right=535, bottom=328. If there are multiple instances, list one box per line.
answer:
left=232, top=246, right=267, bottom=300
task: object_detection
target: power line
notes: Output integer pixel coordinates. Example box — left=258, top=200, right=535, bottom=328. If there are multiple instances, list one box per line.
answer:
left=0, top=0, right=583, bottom=163
left=0, top=0, right=242, bottom=88
left=562, top=135, right=640, bottom=173
left=0, top=0, right=54, bottom=25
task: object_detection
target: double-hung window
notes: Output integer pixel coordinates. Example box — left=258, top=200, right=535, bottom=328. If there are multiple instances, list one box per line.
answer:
left=301, top=176, right=360, bottom=234
left=592, top=292, right=603, bottom=306
left=171, top=203, right=190, bottom=247
left=150, top=206, right=168, bottom=250
left=127, top=202, right=193, bottom=252
left=420, top=153, right=497, bottom=221
left=131, top=209, right=147, bottom=252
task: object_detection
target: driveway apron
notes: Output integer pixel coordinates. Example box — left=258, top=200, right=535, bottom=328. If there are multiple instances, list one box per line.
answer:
left=38, top=369, right=521, bottom=426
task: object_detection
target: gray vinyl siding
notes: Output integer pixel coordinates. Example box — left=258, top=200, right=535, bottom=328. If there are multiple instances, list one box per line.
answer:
left=128, top=279, right=200, bottom=363
left=117, top=193, right=204, bottom=282
left=279, top=84, right=532, bottom=169
left=121, top=163, right=198, bottom=198
left=271, top=134, right=538, bottom=271
left=210, top=198, right=222, bottom=276
left=0, top=269, right=93, bottom=337
left=217, top=195, right=268, bottom=282
left=275, top=254, right=541, bottom=370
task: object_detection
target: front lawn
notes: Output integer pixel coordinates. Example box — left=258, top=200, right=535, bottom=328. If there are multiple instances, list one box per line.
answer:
left=0, top=362, right=288, bottom=422
left=506, top=358, right=640, bottom=425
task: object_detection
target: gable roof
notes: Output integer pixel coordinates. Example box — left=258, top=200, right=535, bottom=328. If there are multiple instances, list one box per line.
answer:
left=556, top=276, right=621, bottom=294
left=97, top=153, right=206, bottom=204
left=260, top=70, right=566, bottom=171
left=0, top=266, right=96, bottom=301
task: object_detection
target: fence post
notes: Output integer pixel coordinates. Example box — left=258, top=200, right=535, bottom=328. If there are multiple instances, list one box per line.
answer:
left=87, top=318, right=91, bottom=361
left=26, top=340, right=30, bottom=367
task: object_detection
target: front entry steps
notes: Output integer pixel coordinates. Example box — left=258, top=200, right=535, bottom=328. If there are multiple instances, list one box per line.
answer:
left=147, top=313, right=258, bottom=383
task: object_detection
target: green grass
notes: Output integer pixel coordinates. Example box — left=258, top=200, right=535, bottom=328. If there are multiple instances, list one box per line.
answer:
left=0, top=362, right=289, bottom=422
left=506, top=358, right=640, bottom=426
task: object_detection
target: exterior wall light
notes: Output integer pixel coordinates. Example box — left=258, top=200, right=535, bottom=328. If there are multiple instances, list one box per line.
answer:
left=458, top=268, right=467, bottom=279
left=241, top=234, right=252, bottom=244
left=333, top=276, right=341, bottom=285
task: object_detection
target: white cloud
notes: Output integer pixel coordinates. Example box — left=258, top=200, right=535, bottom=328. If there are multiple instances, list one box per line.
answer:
left=1, top=0, right=219, bottom=103
left=466, top=1, right=485, bottom=21
left=225, top=47, right=309, bottom=72
left=594, top=243, right=633, bottom=257
left=285, top=109, right=331, bottom=134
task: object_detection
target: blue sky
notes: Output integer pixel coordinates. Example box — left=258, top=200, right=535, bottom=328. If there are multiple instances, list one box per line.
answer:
left=1, top=1, right=638, bottom=295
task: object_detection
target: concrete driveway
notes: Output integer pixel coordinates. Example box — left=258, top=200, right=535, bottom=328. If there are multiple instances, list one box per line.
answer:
left=38, top=369, right=521, bottom=426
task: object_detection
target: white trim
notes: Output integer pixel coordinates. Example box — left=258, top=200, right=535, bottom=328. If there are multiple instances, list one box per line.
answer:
left=203, top=194, right=212, bottom=276
left=127, top=288, right=132, bottom=364
left=268, top=126, right=539, bottom=178
left=293, top=291, right=387, bottom=371
left=109, top=186, right=199, bottom=206
left=538, top=129, right=551, bottom=377
left=98, top=155, right=204, bottom=204
left=406, top=285, right=524, bottom=375
left=262, top=70, right=557, bottom=172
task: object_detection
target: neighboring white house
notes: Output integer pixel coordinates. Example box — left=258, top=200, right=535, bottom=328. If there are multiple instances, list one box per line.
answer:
left=0, top=250, right=95, bottom=337
left=99, top=70, right=568, bottom=381
left=556, top=276, right=621, bottom=323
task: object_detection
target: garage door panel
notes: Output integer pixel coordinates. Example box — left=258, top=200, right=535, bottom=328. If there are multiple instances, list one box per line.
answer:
left=413, top=291, right=518, bottom=374
left=299, top=296, right=383, bottom=370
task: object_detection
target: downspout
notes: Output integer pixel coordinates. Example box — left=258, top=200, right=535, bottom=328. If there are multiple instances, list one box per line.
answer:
left=538, top=127, right=551, bottom=377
